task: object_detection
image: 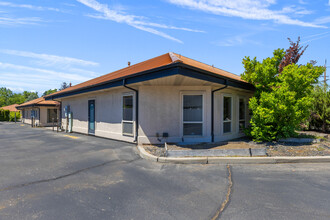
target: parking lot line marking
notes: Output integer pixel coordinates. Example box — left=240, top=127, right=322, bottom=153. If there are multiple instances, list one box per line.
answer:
left=63, top=135, right=79, bottom=139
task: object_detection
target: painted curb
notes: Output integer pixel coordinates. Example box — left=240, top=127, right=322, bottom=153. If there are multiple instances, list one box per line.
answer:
left=137, top=146, right=330, bottom=164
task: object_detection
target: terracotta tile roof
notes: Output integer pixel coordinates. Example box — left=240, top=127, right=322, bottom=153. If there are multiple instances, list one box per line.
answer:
left=17, top=97, right=59, bottom=108
left=0, top=104, right=19, bottom=112
left=47, top=52, right=245, bottom=98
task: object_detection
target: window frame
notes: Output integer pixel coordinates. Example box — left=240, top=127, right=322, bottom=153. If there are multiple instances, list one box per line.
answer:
left=222, top=94, right=233, bottom=134
left=47, top=108, right=58, bottom=123
left=181, top=91, right=205, bottom=137
left=122, top=93, right=135, bottom=136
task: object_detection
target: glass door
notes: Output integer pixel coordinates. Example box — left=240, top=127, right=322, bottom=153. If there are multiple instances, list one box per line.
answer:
left=88, top=100, right=95, bottom=134
left=183, top=95, right=203, bottom=136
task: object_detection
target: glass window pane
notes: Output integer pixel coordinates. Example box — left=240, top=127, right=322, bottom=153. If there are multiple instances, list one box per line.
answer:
left=123, top=122, right=133, bottom=135
left=183, top=95, right=203, bottom=122
left=123, top=96, right=133, bottom=121
left=223, top=97, right=232, bottom=121
left=183, top=123, right=202, bottom=136
left=239, top=98, right=245, bottom=120
left=48, top=109, right=58, bottom=123
left=223, top=121, right=231, bottom=133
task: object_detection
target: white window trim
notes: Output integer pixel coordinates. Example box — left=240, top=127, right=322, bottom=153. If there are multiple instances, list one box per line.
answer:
left=238, top=97, right=247, bottom=133
left=180, top=91, right=206, bottom=137
left=122, top=92, right=135, bottom=137
left=222, top=94, right=234, bottom=135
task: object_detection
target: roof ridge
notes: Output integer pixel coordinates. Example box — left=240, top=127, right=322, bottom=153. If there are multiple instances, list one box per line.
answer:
left=169, top=52, right=182, bottom=63
left=173, top=52, right=241, bottom=78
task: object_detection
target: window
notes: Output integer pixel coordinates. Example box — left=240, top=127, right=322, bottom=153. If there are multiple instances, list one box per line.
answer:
left=122, top=95, right=133, bottom=135
left=47, top=109, right=58, bottom=123
left=183, top=95, right=203, bottom=136
left=22, top=110, right=25, bottom=118
left=223, top=96, right=232, bottom=133
left=239, top=98, right=246, bottom=132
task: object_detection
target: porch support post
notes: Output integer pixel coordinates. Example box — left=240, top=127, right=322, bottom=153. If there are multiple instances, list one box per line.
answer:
left=211, top=80, right=228, bottom=142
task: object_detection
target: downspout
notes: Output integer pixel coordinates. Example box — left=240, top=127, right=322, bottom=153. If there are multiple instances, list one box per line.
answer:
left=123, top=79, right=139, bottom=143
left=211, top=80, right=228, bottom=142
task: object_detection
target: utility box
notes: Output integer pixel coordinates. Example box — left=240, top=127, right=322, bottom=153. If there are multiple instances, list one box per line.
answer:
left=68, top=112, right=73, bottom=133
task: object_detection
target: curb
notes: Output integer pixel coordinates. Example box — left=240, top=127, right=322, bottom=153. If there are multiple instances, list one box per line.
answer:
left=137, top=145, right=330, bottom=164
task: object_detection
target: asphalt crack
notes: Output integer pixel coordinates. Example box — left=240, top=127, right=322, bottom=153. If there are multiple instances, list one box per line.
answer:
left=211, top=164, right=233, bottom=220
left=0, top=158, right=140, bottom=192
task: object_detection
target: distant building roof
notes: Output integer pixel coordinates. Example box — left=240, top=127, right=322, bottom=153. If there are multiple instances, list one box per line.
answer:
left=0, top=104, right=19, bottom=112
left=17, top=97, right=59, bottom=109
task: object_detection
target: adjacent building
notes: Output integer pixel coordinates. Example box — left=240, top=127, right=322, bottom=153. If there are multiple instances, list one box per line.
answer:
left=0, top=104, right=19, bottom=112
left=45, top=53, right=254, bottom=144
left=17, top=97, right=60, bottom=127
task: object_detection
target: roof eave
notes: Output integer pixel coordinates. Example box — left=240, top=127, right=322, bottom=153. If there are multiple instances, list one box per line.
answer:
left=45, top=62, right=254, bottom=100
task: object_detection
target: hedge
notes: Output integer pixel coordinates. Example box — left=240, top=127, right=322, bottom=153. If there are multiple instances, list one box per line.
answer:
left=0, top=109, right=20, bottom=121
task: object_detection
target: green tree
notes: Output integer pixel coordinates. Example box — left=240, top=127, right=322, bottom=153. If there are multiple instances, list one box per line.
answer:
left=310, top=83, right=330, bottom=132
left=0, top=87, right=13, bottom=107
left=59, top=82, right=69, bottom=91
left=8, top=93, right=25, bottom=105
left=241, top=46, right=324, bottom=141
left=42, top=89, right=57, bottom=96
left=26, top=92, right=39, bottom=101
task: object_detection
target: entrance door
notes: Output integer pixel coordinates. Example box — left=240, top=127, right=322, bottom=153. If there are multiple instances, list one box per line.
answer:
left=88, top=100, right=95, bottom=134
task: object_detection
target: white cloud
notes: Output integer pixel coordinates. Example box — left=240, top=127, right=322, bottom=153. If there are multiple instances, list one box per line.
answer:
left=77, top=0, right=204, bottom=43
left=0, top=16, right=44, bottom=25
left=0, top=49, right=99, bottom=67
left=314, top=16, right=330, bottom=25
left=0, top=1, right=62, bottom=12
left=167, top=0, right=325, bottom=28
left=301, top=31, right=330, bottom=44
left=0, top=62, right=91, bottom=82
left=213, top=33, right=261, bottom=47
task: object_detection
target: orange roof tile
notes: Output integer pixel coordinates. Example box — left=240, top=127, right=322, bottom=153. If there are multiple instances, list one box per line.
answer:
left=17, top=97, right=59, bottom=108
left=0, top=104, right=19, bottom=112
left=47, top=52, right=246, bottom=98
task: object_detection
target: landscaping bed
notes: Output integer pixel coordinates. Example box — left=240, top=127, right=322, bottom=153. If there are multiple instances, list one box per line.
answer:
left=142, top=131, right=330, bottom=157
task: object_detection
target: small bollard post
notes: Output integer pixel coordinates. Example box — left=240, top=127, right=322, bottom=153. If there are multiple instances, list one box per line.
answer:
left=57, top=118, right=59, bottom=133
left=14, top=112, right=16, bottom=123
left=52, top=118, right=54, bottom=131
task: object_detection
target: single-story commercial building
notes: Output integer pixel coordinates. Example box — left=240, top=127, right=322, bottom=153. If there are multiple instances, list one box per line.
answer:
left=0, top=104, right=19, bottom=112
left=46, top=53, right=254, bottom=144
left=17, top=97, right=60, bottom=127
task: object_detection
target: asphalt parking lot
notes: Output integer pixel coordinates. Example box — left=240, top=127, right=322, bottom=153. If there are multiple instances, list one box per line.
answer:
left=0, top=122, right=330, bottom=220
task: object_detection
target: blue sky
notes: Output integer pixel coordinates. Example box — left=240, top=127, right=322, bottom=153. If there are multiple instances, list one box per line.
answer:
left=0, top=0, right=329, bottom=95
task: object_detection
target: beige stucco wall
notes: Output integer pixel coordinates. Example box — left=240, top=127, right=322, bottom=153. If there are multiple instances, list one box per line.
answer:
left=61, top=87, right=136, bottom=143
left=39, top=106, right=60, bottom=127
left=21, top=107, right=59, bottom=127
left=21, top=107, right=39, bottom=126
left=60, top=85, right=253, bottom=144
left=138, top=86, right=212, bottom=143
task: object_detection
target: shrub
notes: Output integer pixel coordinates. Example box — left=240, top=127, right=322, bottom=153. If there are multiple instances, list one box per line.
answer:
left=0, top=109, right=10, bottom=121
left=9, top=111, right=21, bottom=122
left=241, top=50, right=324, bottom=142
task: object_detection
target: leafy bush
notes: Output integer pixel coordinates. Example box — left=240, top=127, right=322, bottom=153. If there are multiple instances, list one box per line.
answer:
left=9, top=111, right=21, bottom=122
left=241, top=48, right=324, bottom=142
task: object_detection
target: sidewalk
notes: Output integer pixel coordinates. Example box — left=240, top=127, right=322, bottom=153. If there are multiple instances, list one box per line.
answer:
left=137, top=145, right=330, bottom=164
